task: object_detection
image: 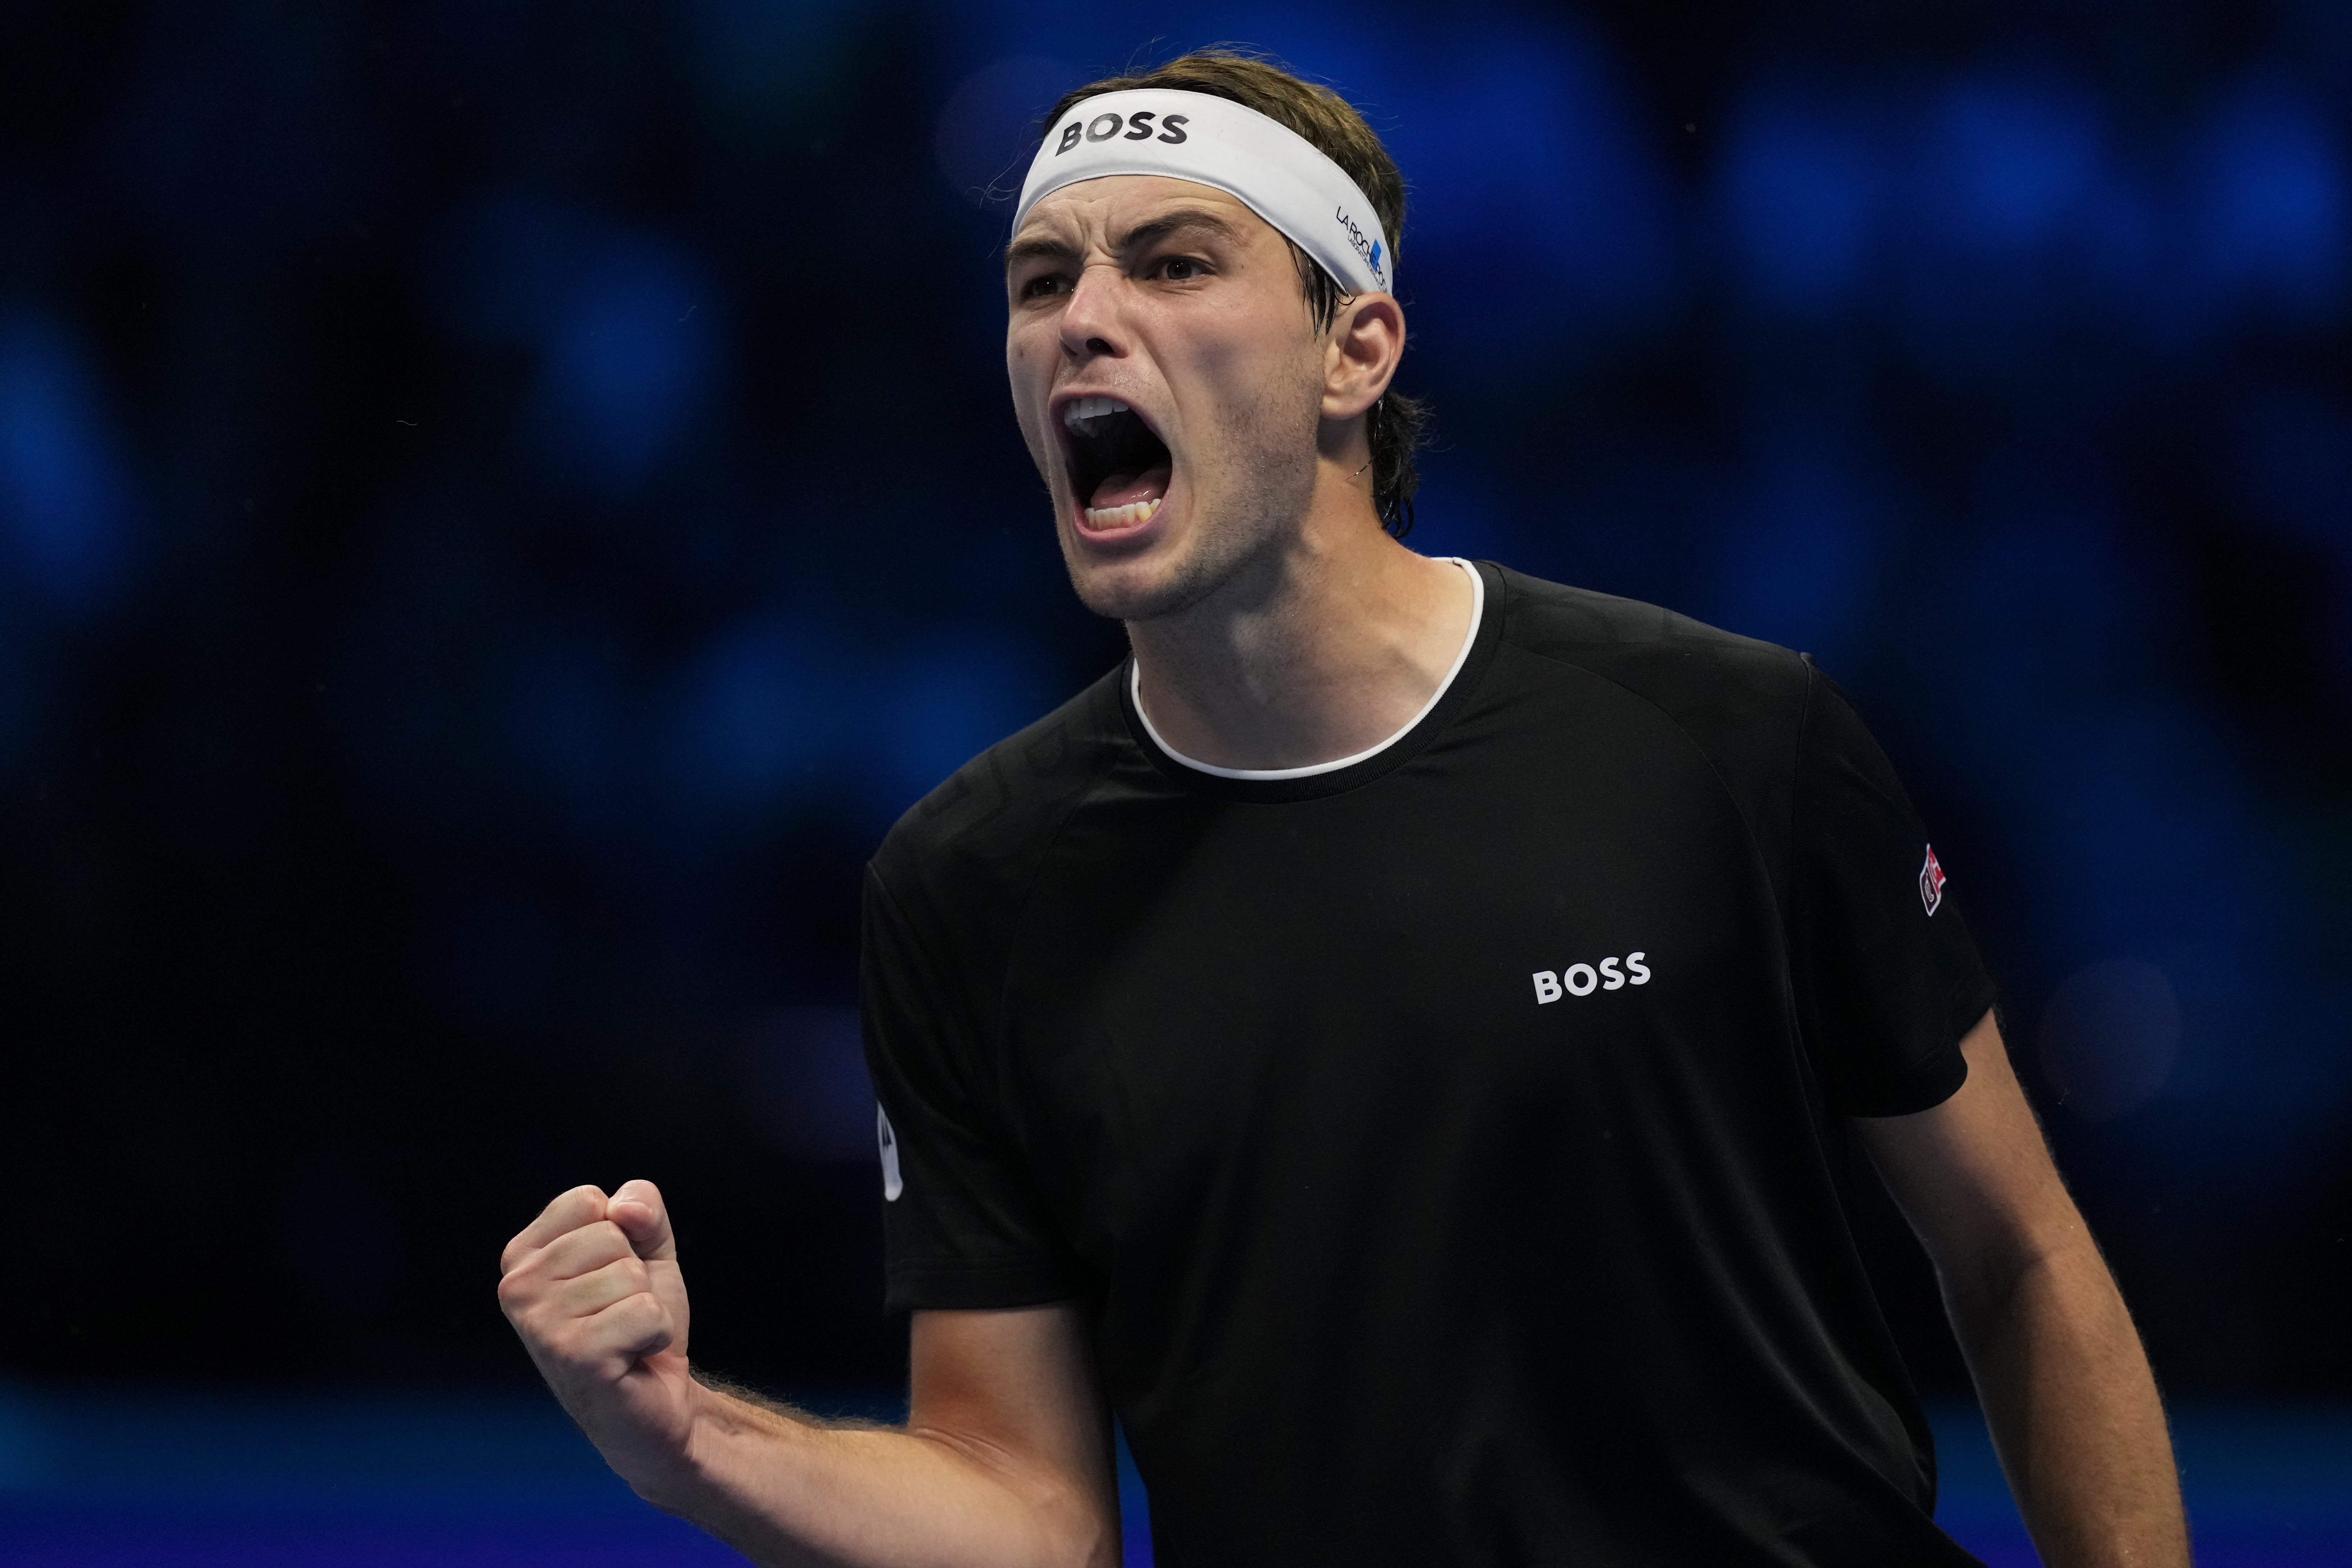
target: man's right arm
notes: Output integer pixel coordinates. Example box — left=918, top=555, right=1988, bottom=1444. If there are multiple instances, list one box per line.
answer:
left=498, top=1181, right=1119, bottom=1568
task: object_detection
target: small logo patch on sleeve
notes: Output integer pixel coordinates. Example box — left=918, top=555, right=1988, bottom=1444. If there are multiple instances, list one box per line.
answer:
left=877, top=1104, right=904, bottom=1202
left=1919, top=845, right=1946, bottom=916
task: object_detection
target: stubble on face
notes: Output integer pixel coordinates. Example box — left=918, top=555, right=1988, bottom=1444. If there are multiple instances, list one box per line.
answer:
left=1005, top=179, right=1337, bottom=627
left=1062, top=342, right=1324, bottom=626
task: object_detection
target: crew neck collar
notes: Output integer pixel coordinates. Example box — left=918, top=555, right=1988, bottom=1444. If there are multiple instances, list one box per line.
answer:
left=1130, top=556, right=1486, bottom=783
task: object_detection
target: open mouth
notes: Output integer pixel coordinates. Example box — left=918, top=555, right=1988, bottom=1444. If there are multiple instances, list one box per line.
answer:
left=1059, top=396, right=1173, bottom=532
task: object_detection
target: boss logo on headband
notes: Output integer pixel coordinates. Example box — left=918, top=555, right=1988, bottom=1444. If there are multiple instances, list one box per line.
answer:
left=1335, top=206, right=1386, bottom=285
left=1056, top=111, right=1190, bottom=154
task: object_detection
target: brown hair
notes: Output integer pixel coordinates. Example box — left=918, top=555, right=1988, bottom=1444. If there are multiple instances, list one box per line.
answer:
left=1040, top=48, right=1430, bottom=538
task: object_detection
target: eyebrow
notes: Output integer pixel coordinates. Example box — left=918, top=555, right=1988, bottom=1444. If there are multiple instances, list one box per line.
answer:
left=1004, top=206, right=1250, bottom=274
left=1004, top=231, right=1081, bottom=272
left=1116, top=207, right=1247, bottom=254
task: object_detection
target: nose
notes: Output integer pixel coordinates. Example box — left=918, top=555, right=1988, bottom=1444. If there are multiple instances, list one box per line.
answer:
left=1057, top=261, right=1127, bottom=361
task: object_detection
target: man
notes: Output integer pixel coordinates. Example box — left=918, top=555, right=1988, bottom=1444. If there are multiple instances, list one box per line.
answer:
left=498, top=50, right=2190, bottom=1567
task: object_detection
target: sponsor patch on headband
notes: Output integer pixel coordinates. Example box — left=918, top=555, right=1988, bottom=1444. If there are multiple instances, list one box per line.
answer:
left=1014, top=89, right=1395, bottom=297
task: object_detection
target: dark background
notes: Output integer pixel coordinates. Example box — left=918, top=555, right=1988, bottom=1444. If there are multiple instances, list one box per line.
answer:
left=4, top=0, right=2347, bottom=1405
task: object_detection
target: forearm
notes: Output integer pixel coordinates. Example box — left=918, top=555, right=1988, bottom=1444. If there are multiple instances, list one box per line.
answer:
left=626, top=1379, right=1113, bottom=1568
left=1943, top=1239, right=2187, bottom=1568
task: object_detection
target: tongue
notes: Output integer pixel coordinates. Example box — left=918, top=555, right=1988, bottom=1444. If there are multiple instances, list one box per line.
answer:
left=1089, top=466, right=1171, bottom=511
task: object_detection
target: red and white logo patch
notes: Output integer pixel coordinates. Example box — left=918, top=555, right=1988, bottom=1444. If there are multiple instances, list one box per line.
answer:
left=1919, top=845, right=1946, bottom=917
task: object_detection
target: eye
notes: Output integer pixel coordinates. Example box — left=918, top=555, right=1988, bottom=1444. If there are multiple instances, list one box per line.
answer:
left=1018, top=273, right=1071, bottom=300
left=1155, top=255, right=1207, bottom=282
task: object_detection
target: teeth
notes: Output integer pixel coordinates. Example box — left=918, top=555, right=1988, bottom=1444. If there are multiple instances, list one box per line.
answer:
left=1084, top=496, right=1162, bottom=530
left=1062, top=394, right=1131, bottom=435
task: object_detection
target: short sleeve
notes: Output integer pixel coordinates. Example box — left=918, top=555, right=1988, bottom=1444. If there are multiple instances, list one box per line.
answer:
left=1790, top=661, right=1999, bottom=1116
left=859, top=864, right=1086, bottom=1312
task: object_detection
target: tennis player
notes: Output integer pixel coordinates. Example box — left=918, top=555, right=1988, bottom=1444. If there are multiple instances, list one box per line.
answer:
left=499, top=50, right=2190, bottom=1567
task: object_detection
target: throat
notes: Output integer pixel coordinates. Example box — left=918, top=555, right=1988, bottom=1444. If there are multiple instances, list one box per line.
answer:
left=1131, top=555, right=1482, bottom=773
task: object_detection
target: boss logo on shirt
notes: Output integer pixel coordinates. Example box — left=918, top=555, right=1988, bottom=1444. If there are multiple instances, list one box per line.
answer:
left=1531, top=952, right=1649, bottom=1004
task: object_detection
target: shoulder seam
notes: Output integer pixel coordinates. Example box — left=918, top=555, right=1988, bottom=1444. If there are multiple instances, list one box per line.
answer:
left=1491, top=562, right=1785, bottom=656
left=863, top=859, right=980, bottom=1099
left=984, top=746, right=1122, bottom=1062
left=872, top=678, right=1131, bottom=1097
left=1790, top=655, right=1822, bottom=1004
left=1504, top=636, right=1802, bottom=949
left=1505, top=638, right=1807, bottom=764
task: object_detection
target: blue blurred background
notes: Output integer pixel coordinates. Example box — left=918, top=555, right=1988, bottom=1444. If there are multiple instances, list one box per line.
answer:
left=3, top=0, right=2348, bottom=1561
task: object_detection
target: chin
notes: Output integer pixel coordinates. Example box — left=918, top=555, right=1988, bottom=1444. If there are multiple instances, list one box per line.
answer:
left=1063, top=548, right=1206, bottom=623
left=1061, top=511, right=1279, bottom=626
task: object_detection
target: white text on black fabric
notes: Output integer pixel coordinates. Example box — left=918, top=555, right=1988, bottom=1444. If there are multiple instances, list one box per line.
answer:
left=1531, top=952, right=1648, bottom=1004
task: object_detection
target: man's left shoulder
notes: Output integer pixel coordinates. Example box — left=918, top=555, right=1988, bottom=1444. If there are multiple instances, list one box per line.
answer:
left=1482, top=563, right=1815, bottom=746
left=1473, top=564, right=1820, bottom=896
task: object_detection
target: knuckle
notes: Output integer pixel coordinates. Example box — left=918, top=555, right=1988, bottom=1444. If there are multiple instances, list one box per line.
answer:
left=512, top=1306, right=556, bottom=1349
left=497, top=1265, right=544, bottom=1309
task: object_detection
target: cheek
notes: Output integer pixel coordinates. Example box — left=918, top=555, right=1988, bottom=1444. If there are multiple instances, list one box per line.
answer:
left=1005, top=333, right=1053, bottom=440
left=1183, top=339, right=1318, bottom=445
left=1192, top=293, right=1316, bottom=388
left=1005, top=306, right=1058, bottom=368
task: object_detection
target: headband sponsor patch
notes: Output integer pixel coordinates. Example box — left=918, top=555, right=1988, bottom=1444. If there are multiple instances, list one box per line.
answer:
left=1015, top=88, right=1395, bottom=297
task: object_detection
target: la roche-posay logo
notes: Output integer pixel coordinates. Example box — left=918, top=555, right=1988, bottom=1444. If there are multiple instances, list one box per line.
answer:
left=1532, top=951, right=1649, bottom=1004
left=1335, top=205, right=1385, bottom=286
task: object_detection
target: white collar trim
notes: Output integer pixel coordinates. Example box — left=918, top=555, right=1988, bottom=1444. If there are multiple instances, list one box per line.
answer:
left=1131, top=558, right=1485, bottom=782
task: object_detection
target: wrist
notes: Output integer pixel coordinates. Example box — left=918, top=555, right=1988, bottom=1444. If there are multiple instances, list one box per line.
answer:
left=595, top=1374, right=715, bottom=1513
left=628, top=1375, right=792, bottom=1515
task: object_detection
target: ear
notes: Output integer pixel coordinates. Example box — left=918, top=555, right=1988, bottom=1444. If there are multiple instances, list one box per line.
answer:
left=1321, top=292, right=1404, bottom=420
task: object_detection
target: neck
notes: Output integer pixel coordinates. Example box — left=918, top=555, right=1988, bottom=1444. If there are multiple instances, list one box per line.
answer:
left=1127, top=459, right=1474, bottom=772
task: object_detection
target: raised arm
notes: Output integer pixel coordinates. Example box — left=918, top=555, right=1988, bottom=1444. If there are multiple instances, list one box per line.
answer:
left=498, top=1180, right=1119, bottom=1568
left=1851, top=1010, right=2188, bottom=1568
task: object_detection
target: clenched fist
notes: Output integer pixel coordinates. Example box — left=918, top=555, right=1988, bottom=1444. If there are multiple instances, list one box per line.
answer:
left=498, top=1180, right=702, bottom=1500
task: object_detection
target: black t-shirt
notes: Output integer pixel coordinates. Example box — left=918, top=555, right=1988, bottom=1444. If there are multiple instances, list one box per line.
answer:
left=860, top=563, right=1997, bottom=1566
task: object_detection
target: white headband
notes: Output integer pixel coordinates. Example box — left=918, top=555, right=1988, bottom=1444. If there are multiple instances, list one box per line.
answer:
left=1014, top=89, right=1395, bottom=297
